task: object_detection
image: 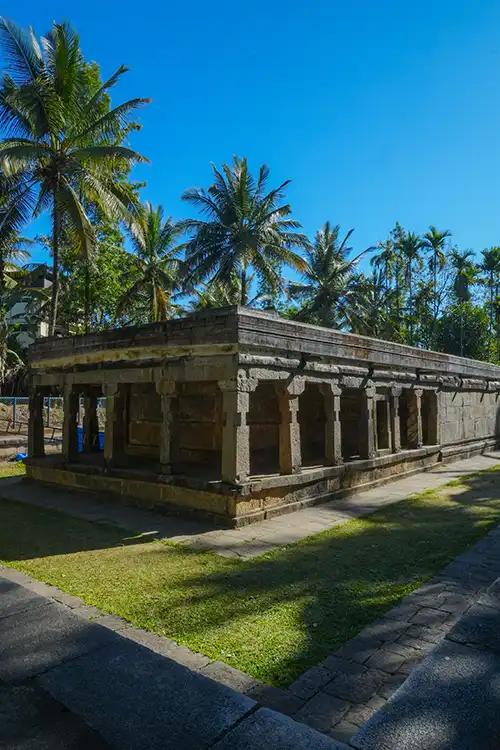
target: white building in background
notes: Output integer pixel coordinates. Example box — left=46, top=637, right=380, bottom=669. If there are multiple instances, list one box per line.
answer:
left=8, top=264, right=52, bottom=349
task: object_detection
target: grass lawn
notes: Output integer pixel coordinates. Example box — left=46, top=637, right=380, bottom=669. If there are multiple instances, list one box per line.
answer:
left=0, top=464, right=499, bottom=687
left=0, top=461, right=26, bottom=478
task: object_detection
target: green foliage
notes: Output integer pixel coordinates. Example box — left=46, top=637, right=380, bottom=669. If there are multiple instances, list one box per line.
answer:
left=117, top=202, right=184, bottom=323
left=58, top=221, right=137, bottom=333
left=434, top=302, right=491, bottom=359
left=181, top=156, right=308, bottom=305
left=288, top=222, right=372, bottom=328
left=0, top=17, right=149, bottom=333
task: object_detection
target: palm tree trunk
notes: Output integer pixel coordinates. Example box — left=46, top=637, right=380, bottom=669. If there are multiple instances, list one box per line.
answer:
left=84, top=264, right=91, bottom=334
left=408, top=264, right=413, bottom=345
left=240, top=267, right=247, bottom=306
left=49, top=193, right=60, bottom=337
left=433, top=253, right=438, bottom=320
left=0, top=251, right=7, bottom=390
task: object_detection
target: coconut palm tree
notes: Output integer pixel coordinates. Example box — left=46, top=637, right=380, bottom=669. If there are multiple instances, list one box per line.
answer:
left=396, top=230, right=425, bottom=345
left=116, top=203, right=183, bottom=323
left=349, top=269, right=397, bottom=338
left=450, top=248, right=477, bottom=356
left=370, top=239, right=397, bottom=293
left=422, top=226, right=451, bottom=320
left=0, top=18, right=149, bottom=334
left=289, top=222, right=372, bottom=328
left=181, top=156, right=308, bottom=305
left=188, top=272, right=267, bottom=310
left=480, top=247, right=500, bottom=339
left=0, top=175, right=38, bottom=382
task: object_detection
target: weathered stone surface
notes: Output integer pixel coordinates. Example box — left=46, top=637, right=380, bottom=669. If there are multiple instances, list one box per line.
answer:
left=289, top=665, right=332, bottom=699
left=39, top=640, right=256, bottom=750
left=0, top=578, right=49, bottom=620
left=446, top=602, right=500, bottom=652
left=212, top=707, right=347, bottom=749
left=351, top=640, right=500, bottom=750
left=0, top=680, right=109, bottom=749
left=27, top=305, right=500, bottom=525
left=294, top=691, right=350, bottom=732
left=0, top=599, right=116, bottom=682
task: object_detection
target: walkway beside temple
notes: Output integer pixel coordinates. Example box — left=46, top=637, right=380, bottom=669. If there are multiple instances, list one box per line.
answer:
left=0, top=570, right=344, bottom=750
left=1, top=450, right=500, bottom=558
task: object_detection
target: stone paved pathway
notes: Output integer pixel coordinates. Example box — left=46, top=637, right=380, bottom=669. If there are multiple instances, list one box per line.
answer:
left=287, top=521, right=500, bottom=744
left=351, top=575, right=500, bottom=749
left=3, top=499, right=500, bottom=746
left=2, top=450, right=500, bottom=558
left=0, top=569, right=344, bottom=750
left=2, top=452, right=500, bottom=747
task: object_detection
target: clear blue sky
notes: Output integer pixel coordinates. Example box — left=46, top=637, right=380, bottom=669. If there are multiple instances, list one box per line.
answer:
left=3, top=0, right=500, bottom=266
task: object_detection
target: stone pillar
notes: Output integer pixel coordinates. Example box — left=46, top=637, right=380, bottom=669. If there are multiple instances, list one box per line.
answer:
left=83, top=393, right=100, bottom=452
left=359, top=383, right=376, bottom=459
left=156, top=380, right=177, bottom=474
left=62, top=385, right=79, bottom=462
left=407, top=388, right=423, bottom=449
left=218, top=375, right=256, bottom=484
left=321, top=382, right=343, bottom=465
left=103, top=383, right=126, bottom=467
left=275, top=378, right=305, bottom=474
left=429, top=390, right=441, bottom=445
left=28, top=388, right=45, bottom=458
left=390, top=386, right=402, bottom=453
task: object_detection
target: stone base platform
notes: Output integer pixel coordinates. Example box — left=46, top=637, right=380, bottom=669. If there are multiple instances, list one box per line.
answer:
left=24, top=437, right=498, bottom=527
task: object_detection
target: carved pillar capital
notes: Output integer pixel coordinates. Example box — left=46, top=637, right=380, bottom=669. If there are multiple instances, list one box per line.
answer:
left=156, top=379, right=177, bottom=397
left=274, top=376, right=306, bottom=398
left=218, top=372, right=258, bottom=394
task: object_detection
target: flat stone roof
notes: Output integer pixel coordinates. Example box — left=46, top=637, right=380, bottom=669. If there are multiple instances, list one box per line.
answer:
left=29, top=306, right=500, bottom=379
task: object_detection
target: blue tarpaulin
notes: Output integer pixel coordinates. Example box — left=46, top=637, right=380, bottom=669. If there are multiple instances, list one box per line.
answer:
left=77, top=426, right=105, bottom=451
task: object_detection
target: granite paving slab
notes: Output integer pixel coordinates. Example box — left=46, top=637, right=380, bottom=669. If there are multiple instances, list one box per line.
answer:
left=38, top=640, right=257, bottom=750
left=351, top=639, right=500, bottom=750
left=0, top=597, right=117, bottom=683
left=0, top=679, right=110, bottom=749
left=0, top=574, right=343, bottom=750
left=212, top=706, right=347, bottom=749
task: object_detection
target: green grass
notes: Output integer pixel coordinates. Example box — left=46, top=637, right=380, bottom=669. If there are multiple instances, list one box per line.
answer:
left=0, top=466, right=499, bottom=686
left=0, top=461, right=26, bottom=478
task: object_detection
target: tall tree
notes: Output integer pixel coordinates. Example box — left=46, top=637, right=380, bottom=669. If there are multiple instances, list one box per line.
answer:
left=289, top=222, right=372, bottom=328
left=116, top=203, right=183, bottom=323
left=422, top=225, right=451, bottom=323
left=181, top=156, right=308, bottom=305
left=349, top=269, right=397, bottom=338
left=450, top=249, right=478, bottom=356
left=0, top=18, right=149, bottom=334
left=0, top=174, right=36, bottom=382
left=396, top=229, right=425, bottom=345
left=479, top=247, right=500, bottom=347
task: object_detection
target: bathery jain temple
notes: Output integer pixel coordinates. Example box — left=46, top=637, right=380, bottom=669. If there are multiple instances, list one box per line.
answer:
left=27, top=307, right=500, bottom=527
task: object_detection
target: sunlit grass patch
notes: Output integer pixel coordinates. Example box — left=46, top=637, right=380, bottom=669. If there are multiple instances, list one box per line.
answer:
left=1, top=466, right=499, bottom=686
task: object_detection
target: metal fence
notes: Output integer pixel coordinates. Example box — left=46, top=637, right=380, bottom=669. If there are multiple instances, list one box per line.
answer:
left=0, top=396, right=106, bottom=442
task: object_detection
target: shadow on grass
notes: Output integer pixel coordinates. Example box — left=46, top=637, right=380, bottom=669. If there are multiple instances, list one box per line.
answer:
left=143, top=470, right=500, bottom=684
left=1, top=469, right=500, bottom=687
left=0, top=494, right=151, bottom=559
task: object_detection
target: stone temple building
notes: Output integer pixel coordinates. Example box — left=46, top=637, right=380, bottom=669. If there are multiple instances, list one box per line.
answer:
left=26, top=307, right=500, bottom=526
